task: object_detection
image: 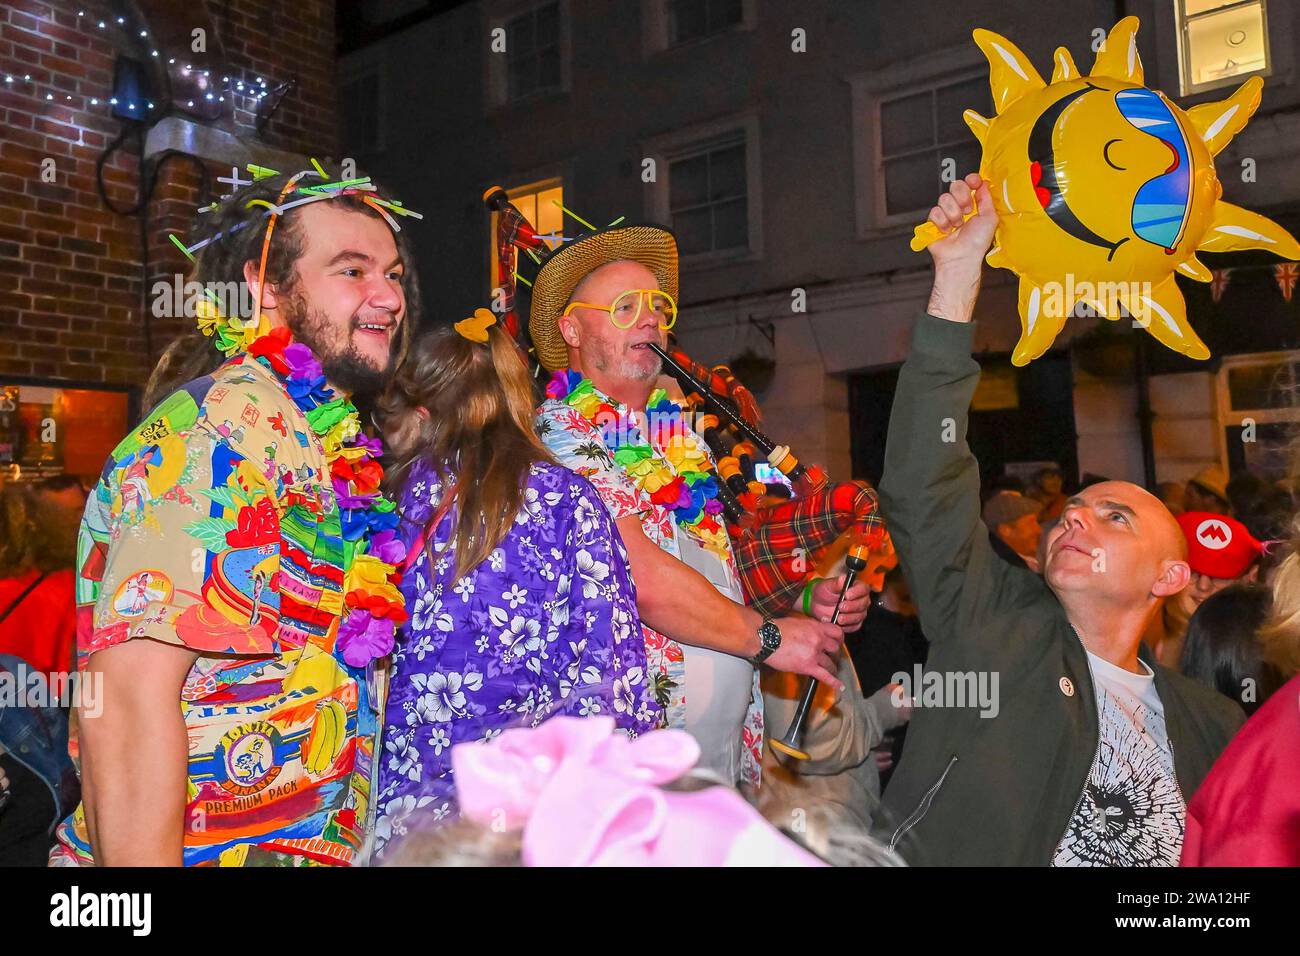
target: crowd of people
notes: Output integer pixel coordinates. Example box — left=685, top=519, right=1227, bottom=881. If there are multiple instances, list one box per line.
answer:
left=1, top=170, right=1297, bottom=867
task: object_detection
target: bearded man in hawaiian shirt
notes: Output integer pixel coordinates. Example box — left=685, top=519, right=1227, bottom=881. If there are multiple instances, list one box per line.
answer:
left=52, top=171, right=420, bottom=866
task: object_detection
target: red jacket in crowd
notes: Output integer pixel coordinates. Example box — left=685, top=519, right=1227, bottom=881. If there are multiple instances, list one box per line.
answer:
left=0, top=568, right=77, bottom=677
left=1181, top=673, right=1300, bottom=866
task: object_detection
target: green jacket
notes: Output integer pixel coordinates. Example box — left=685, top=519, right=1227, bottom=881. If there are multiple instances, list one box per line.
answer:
left=875, top=313, right=1245, bottom=866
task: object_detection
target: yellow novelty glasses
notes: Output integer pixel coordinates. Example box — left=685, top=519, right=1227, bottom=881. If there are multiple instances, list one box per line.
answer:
left=563, top=289, right=678, bottom=331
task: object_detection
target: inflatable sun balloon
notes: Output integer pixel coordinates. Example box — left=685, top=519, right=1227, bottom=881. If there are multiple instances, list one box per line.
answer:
left=912, top=16, right=1300, bottom=365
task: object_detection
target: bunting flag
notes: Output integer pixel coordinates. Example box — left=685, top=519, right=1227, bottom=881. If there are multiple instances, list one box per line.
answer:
left=1275, top=262, right=1299, bottom=303
left=1210, top=268, right=1232, bottom=304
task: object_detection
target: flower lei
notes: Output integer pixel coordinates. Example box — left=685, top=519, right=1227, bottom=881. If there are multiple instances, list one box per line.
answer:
left=241, top=326, right=408, bottom=667
left=546, top=369, right=729, bottom=556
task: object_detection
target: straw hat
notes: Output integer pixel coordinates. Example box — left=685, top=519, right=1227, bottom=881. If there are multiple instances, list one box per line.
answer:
left=1187, top=465, right=1229, bottom=505
left=528, top=223, right=678, bottom=371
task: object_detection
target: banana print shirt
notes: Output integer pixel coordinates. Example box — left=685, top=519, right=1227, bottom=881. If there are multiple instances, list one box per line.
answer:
left=52, top=357, right=379, bottom=867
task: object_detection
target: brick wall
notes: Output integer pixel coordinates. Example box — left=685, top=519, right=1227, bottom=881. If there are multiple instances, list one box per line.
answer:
left=0, top=0, right=338, bottom=387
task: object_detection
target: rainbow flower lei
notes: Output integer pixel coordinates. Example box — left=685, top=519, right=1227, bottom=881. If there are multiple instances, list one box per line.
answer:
left=546, top=369, right=729, bottom=556
left=238, top=326, right=408, bottom=667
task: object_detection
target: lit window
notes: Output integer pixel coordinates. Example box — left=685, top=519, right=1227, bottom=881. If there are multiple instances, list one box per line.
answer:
left=668, top=0, right=742, bottom=46
left=1177, top=0, right=1270, bottom=95
left=877, top=74, right=990, bottom=221
left=668, top=138, right=747, bottom=256
left=490, top=180, right=564, bottom=294
left=506, top=2, right=562, bottom=102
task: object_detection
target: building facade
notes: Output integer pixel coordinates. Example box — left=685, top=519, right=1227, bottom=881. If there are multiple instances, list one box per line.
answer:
left=338, top=0, right=1299, bottom=490
left=1, top=0, right=339, bottom=484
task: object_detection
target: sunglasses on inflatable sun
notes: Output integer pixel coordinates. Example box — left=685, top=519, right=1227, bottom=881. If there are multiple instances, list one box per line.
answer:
left=1114, top=87, right=1193, bottom=253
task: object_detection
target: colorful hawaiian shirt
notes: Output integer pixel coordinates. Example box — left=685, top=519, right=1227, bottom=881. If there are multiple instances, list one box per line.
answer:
left=51, top=355, right=379, bottom=866
left=373, top=458, right=660, bottom=856
left=536, top=388, right=764, bottom=785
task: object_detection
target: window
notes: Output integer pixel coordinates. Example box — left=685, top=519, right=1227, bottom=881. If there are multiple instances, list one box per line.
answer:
left=1216, top=350, right=1300, bottom=481
left=668, top=0, right=743, bottom=46
left=645, top=114, right=761, bottom=263
left=489, top=179, right=564, bottom=295
left=850, top=44, right=990, bottom=237
left=876, top=73, right=990, bottom=221
left=1177, top=0, right=1271, bottom=95
left=505, top=2, right=561, bottom=101
left=643, top=0, right=754, bottom=56
left=668, top=137, right=748, bottom=256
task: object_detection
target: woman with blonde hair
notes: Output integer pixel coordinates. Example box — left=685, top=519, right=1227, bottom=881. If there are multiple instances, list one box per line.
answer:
left=371, top=313, right=660, bottom=858
left=1181, top=520, right=1300, bottom=866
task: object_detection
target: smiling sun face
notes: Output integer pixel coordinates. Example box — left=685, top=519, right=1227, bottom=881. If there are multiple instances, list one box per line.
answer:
left=921, top=17, right=1300, bottom=365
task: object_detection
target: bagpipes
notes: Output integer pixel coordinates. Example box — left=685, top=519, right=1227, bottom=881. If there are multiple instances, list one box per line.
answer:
left=483, top=185, right=549, bottom=343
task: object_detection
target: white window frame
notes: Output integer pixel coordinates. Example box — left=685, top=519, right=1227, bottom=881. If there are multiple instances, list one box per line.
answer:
left=1175, top=0, right=1273, bottom=97
left=339, top=53, right=386, bottom=155
left=849, top=43, right=986, bottom=240
left=641, top=0, right=756, bottom=56
left=1214, top=348, right=1300, bottom=471
left=643, top=111, right=762, bottom=267
left=484, top=0, right=572, bottom=112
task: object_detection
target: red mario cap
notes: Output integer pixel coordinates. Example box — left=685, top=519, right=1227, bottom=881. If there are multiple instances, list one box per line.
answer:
left=1176, top=512, right=1263, bottom=579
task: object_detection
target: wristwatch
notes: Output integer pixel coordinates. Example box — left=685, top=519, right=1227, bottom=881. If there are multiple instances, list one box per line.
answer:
left=749, top=617, right=782, bottom=666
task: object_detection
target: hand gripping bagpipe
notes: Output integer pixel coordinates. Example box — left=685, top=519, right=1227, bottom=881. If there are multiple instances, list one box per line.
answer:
left=486, top=187, right=897, bottom=759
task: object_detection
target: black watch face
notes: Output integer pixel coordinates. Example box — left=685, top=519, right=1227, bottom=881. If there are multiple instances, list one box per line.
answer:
left=760, top=620, right=780, bottom=649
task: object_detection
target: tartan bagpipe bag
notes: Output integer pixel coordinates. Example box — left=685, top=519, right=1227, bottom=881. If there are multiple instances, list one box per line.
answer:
left=732, top=480, right=890, bottom=619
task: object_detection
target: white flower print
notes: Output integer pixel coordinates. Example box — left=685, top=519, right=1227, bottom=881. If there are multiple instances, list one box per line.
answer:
left=427, top=726, right=451, bottom=756
left=610, top=604, right=633, bottom=644
left=576, top=548, right=610, bottom=599
left=410, top=630, right=437, bottom=662
left=502, top=583, right=528, bottom=609
left=612, top=675, right=636, bottom=715
left=517, top=486, right=543, bottom=524
left=452, top=576, right=475, bottom=602
left=385, top=731, right=421, bottom=783
left=490, top=549, right=505, bottom=572
left=375, top=793, right=436, bottom=845
left=579, top=696, right=602, bottom=716
left=499, top=615, right=543, bottom=660
left=411, top=591, right=439, bottom=632
left=412, top=670, right=482, bottom=723
left=573, top=494, right=602, bottom=536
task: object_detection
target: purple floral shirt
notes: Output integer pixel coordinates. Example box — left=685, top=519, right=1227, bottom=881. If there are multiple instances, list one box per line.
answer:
left=374, top=458, right=661, bottom=857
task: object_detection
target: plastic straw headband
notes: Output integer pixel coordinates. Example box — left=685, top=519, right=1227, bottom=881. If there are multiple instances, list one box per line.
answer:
left=450, top=716, right=825, bottom=867
left=180, top=162, right=424, bottom=357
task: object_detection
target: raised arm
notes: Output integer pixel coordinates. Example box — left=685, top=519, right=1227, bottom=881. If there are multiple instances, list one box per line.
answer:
left=878, top=175, right=1039, bottom=647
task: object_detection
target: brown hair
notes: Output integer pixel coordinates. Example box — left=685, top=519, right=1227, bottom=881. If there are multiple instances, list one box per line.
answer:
left=142, top=171, right=423, bottom=410
left=0, top=480, right=83, bottom=578
left=1258, top=527, right=1300, bottom=677
left=377, top=324, right=553, bottom=579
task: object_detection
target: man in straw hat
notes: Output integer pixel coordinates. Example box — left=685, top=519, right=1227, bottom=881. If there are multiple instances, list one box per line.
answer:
left=532, top=222, right=869, bottom=785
